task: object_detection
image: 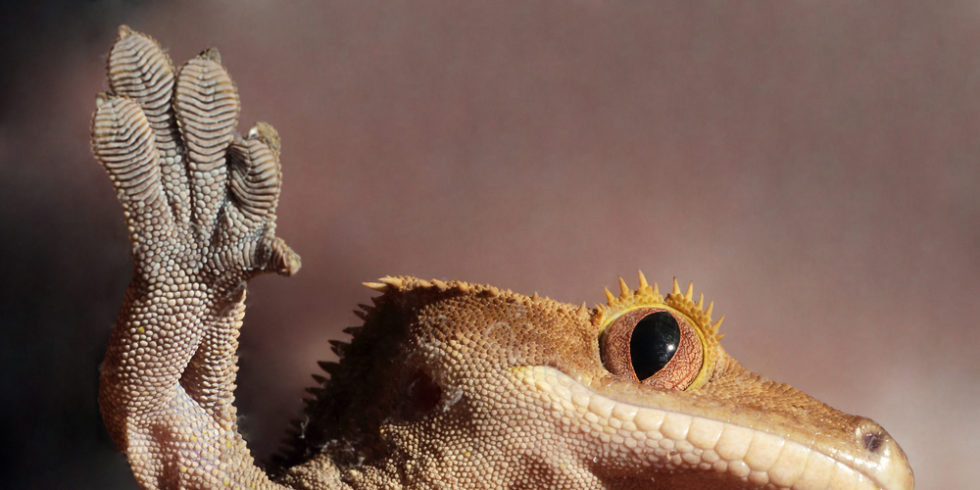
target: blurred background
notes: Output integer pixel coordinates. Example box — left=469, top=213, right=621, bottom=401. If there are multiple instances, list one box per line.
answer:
left=1, top=1, right=977, bottom=488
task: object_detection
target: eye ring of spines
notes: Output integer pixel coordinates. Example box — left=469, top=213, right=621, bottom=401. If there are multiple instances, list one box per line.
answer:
left=595, top=271, right=725, bottom=342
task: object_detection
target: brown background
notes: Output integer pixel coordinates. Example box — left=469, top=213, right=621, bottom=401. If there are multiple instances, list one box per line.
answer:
left=2, top=1, right=977, bottom=488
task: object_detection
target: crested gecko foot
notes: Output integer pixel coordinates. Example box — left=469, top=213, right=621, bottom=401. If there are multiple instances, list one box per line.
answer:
left=93, top=25, right=301, bottom=489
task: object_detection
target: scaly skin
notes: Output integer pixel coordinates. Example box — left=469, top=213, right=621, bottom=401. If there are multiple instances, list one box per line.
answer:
left=94, top=28, right=914, bottom=489
left=93, top=26, right=305, bottom=489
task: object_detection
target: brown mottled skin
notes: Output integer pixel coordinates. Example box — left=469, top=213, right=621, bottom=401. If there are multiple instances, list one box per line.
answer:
left=94, top=28, right=914, bottom=489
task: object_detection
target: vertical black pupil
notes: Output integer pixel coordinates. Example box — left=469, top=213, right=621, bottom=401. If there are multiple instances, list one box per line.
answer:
left=629, top=312, right=680, bottom=380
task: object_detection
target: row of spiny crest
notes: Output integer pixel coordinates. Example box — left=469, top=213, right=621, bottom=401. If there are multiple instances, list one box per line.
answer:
left=598, top=271, right=725, bottom=341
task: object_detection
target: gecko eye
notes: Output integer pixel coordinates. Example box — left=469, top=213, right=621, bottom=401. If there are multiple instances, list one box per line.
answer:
left=599, top=308, right=704, bottom=390
left=629, top=312, right=680, bottom=379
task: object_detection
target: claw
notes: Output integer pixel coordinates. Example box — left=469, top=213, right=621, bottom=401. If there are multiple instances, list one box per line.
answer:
left=94, top=92, right=112, bottom=107
left=198, top=46, right=222, bottom=64
left=248, top=122, right=282, bottom=157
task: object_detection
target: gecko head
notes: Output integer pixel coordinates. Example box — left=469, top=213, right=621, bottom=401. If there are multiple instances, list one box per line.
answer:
left=281, top=274, right=913, bottom=489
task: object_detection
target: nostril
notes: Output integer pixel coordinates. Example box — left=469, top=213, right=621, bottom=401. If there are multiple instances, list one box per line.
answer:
left=862, top=431, right=884, bottom=453
left=854, top=417, right=888, bottom=453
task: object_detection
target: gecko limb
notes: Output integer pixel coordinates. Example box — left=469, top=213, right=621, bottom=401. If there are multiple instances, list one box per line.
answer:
left=94, top=25, right=299, bottom=489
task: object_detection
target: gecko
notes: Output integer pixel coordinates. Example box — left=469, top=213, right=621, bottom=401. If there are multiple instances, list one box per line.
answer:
left=92, top=27, right=914, bottom=489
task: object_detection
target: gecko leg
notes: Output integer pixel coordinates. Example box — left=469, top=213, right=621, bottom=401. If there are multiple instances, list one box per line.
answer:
left=93, top=26, right=299, bottom=489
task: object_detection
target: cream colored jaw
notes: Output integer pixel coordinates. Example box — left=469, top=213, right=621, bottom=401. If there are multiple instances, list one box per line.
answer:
left=511, top=366, right=903, bottom=490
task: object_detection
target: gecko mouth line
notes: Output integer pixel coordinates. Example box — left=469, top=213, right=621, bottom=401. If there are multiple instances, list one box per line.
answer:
left=513, top=366, right=912, bottom=490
